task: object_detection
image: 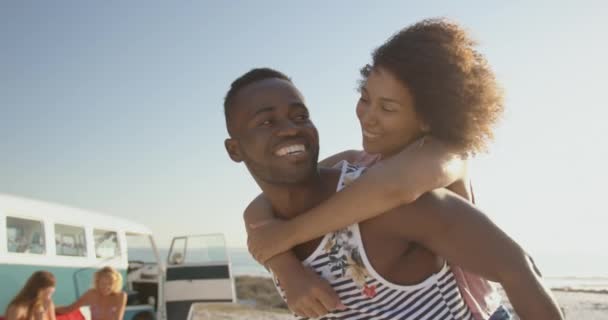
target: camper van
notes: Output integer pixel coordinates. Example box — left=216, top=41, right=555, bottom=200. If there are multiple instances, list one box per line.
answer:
left=0, top=194, right=236, bottom=320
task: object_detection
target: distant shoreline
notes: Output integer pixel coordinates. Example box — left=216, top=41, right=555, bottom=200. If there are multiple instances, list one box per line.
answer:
left=552, top=287, right=608, bottom=295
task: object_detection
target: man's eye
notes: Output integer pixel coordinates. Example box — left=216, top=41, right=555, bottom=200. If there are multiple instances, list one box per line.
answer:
left=259, top=120, right=272, bottom=126
left=295, top=114, right=309, bottom=121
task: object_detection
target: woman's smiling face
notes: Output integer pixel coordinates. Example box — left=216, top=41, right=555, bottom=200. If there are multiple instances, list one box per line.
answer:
left=356, top=66, right=428, bottom=158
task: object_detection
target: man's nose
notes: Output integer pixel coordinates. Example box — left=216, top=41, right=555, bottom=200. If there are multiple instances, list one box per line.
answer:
left=275, top=119, right=300, bottom=137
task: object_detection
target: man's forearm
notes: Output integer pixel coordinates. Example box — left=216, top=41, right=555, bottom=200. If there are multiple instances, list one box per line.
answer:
left=501, top=257, right=563, bottom=319
left=408, top=190, right=563, bottom=319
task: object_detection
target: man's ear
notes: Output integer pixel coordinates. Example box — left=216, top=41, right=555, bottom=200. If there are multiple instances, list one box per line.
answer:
left=225, top=138, right=243, bottom=163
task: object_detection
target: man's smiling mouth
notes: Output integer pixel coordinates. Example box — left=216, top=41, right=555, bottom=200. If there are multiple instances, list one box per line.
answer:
left=275, top=144, right=306, bottom=157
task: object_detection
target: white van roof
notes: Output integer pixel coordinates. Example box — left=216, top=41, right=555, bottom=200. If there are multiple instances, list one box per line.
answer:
left=0, top=193, right=152, bottom=235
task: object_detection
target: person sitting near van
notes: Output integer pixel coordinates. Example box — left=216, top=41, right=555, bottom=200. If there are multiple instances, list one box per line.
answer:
left=56, top=266, right=127, bottom=320
left=4, top=271, right=57, bottom=320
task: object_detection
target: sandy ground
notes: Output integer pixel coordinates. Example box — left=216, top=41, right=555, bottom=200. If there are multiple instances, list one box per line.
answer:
left=539, top=291, right=608, bottom=320
left=189, top=303, right=293, bottom=320
left=495, top=290, right=608, bottom=319
left=199, top=277, right=608, bottom=319
left=190, top=291, right=608, bottom=319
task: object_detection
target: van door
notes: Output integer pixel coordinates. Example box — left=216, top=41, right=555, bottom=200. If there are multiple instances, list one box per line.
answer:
left=164, top=234, right=235, bottom=320
left=124, top=233, right=166, bottom=320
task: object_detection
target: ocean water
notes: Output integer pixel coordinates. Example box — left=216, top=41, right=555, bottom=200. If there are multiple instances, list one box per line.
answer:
left=543, top=277, right=608, bottom=292
left=128, top=247, right=608, bottom=292
left=532, top=252, right=608, bottom=292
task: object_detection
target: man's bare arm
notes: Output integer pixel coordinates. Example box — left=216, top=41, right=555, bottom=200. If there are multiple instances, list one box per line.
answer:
left=387, top=189, right=562, bottom=320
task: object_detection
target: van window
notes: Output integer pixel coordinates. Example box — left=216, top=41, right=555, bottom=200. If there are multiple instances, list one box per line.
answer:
left=94, top=229, right=121, bottom=258
left=168, top=234, right=227, bottom=265
left=55, top=224, right=87, bottom=257
left=6, top=217, right=46, bottom=254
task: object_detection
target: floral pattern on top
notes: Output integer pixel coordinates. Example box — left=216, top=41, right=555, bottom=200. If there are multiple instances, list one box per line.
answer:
left=321, top=162, right=377, bottom=298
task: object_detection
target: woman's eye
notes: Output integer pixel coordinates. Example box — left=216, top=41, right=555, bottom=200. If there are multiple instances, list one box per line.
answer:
left=260, top=119, right=272, bottom=126
left=382, top=105, right=395, bottom=112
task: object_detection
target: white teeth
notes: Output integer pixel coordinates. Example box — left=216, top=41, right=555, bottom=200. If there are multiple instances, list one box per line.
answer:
left=275, top=144, right=306, bottom=156
left=363, top=130, right=380, bottom=138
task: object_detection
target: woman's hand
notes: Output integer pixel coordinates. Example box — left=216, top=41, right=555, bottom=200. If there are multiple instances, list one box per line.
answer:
left=247, top=218, right=293, bottom=264
left=279, top=265, right=345, bottom=318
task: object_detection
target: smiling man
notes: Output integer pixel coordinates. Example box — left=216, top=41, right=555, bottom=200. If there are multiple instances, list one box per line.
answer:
left=223, top=68, right=562, bottom=320
left=224, top=71, right=319, bottom=187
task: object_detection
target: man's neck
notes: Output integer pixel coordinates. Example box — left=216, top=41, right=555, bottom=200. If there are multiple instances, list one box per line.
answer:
left=258, top=168, right=340, bottom=219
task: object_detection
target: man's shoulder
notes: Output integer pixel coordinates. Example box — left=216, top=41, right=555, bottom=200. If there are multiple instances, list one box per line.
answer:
left=243, top=194, right=272, bottom=223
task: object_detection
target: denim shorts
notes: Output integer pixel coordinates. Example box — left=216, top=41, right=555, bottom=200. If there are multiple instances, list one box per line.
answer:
left=488, top=305, right=512, bottom=320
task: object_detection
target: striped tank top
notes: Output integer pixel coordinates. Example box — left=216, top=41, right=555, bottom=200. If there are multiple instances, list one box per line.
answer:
left=274, top=161, right=475, bottom=319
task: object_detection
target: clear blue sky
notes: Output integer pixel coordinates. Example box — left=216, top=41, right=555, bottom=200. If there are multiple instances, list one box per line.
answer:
left=1, top=1, right=606, bottom=276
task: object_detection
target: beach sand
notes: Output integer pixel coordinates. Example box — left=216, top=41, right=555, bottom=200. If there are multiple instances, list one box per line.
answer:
left=189, top=303, right=292, bottom=320
left=555, top=290, right=608, bottom=319
left=187, top=276, right=608, bottom=319
left=502, top=290, right=608, bottom=320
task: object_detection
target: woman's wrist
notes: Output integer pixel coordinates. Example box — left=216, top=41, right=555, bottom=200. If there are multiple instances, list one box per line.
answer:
left=283, top=218, right=302, bottom=248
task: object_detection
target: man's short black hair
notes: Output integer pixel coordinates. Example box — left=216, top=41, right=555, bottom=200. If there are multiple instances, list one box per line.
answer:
left=224, top=68, right=292, bottom=136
